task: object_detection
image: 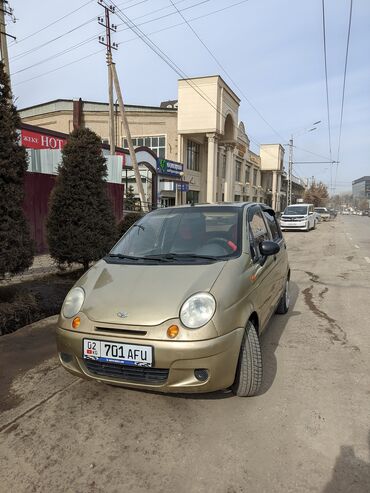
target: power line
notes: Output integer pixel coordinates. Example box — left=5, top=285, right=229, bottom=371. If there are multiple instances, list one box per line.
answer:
left=9, top=0, right=94, bottom=46
left=11, top=18, right=95, bottom=62
left=9, top=0, right=150, bottom=62
left=11, top=0, right=207, bottom=71
left=321, top=0, right=334, bottom=192
left=13, top=49, right=104, bottom=87
left=14, top=0, right=249, bottom=87
left=292, top=145, right=331, bottom=161
left=168, top=0, right=287, bottom=144
left=11, top=34, right=100, bottom=76
left=106, top=0, right=281, bottom=168
left=334, top=0, right=353, bottom=193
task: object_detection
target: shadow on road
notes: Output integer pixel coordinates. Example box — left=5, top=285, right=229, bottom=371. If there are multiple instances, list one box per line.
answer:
left=322, top=431, right=370, bottom=493
left=258, top=280, right=300, bottom=395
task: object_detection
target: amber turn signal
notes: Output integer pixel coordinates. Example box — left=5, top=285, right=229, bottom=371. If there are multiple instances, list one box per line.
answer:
left=72, top=316, right=81, bottom=329
left=167, top=324, right=179, bottom=339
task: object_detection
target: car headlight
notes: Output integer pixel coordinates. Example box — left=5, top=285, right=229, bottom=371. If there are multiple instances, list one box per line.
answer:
left=180, top=292, right=216, bottom=329
left=62, top=287, right=85, bottom=318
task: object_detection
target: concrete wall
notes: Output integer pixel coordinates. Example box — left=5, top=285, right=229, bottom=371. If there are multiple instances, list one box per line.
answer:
left=260, top=144, right=284, bottom=171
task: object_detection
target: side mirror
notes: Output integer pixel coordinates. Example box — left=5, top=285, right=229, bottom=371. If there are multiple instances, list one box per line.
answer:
left=259, top=240, right=280, bottom=257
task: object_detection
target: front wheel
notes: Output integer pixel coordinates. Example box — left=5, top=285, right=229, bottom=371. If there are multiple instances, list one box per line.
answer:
left=232, top=320, right=262, bottom=397
left=276, top=279, right=290, bottom=314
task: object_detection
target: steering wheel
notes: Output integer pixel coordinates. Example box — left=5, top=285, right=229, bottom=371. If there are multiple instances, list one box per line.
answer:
left=206, top=237, right=237, bottom=253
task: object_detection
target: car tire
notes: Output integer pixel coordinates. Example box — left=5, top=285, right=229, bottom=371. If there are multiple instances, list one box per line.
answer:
left=276, top=278, right=290, bottom=314
left=232, top=320, right=262, bottom=397
left=312, top=220, right=316, bottom=230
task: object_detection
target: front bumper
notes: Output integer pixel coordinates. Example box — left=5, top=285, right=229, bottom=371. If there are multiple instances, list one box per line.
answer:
left=280, top=220, right=308, bottom=230
left=56, top=327, right=244, bottom=393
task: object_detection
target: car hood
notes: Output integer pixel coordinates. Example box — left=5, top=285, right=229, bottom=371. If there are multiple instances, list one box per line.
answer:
left=78, top=259, right=226, bottom=326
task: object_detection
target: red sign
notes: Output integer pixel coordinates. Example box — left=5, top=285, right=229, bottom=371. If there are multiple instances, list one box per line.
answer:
left=21, top=128, right=66, bottom=150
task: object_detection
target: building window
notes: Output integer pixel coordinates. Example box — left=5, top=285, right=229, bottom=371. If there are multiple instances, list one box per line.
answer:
left=234, top=195, right=241, bottom=202
left=222, top=154, right=227, bottom=179
left=235, top=159, right=242, bottom=182
left=123, top=135, right=166, bottom=159
left=253, top=168, right=258, bottom=186
left=186, top=190, right=200, bottom=204
left=187, top=140, right=200, bottom=171
left=245, top=165, right=251, bottom=183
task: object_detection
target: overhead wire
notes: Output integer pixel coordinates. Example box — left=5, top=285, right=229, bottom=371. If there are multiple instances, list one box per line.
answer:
left=168, top=0, right=287, bottom=144
left=11, top=0, right=209, bottom=73
left=321, top=0, right=334, bottom=193
left=10, top=0, right=153, bottom=62
left=106, top=0, right=282, bottom=166
left=334, top=0, right=353, bottom=193
left=14, top=0, right=249, bottom=87
left=9, top=0, right=95, bottom=46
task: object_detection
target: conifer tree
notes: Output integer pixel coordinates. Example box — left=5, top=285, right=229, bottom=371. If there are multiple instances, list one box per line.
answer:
left=125, top=185, right=136, bottom=210
left=47, top=127, right=116, bottom=270
left=0, top=61, right=34, bottom=278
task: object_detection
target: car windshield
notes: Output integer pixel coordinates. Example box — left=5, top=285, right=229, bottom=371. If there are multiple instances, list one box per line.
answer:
left=109, top=206, right=242, bottom=263
left=283, top=206, right=308, bottom=215
left=315, top=208, right=327, bottom=213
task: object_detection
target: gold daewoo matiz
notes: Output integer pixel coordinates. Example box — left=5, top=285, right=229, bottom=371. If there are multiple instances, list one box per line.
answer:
left=57, top=203, right=290, bottom=397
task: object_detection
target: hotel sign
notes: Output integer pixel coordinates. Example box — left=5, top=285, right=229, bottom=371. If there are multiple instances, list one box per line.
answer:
left=21, top=129, right=66, bottom=150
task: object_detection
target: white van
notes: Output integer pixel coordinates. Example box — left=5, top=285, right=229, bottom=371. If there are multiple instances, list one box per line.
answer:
left=280, top=203, right=316, bottom=231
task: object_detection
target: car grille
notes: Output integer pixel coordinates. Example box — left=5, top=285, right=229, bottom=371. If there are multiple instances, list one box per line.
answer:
left=281, top=216, right=304, bottom=222
left=84, top=359, right=169, bottom=384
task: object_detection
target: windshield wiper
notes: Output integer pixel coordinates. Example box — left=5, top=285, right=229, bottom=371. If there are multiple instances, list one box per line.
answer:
left=107, top=253, right=141, bottom=261
left=142, top=255, right=175, bottom=262
left=132, top=224, right=145, bottom=231
left=164, top=253, right=220, bottom=261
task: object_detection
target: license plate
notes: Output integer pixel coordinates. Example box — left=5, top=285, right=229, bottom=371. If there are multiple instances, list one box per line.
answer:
left=83, top=339, right=153, bottom=367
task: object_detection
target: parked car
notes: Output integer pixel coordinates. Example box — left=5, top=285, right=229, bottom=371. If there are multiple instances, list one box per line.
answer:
left=280, top=203, right=316, bottom=231
left=57, top=203, right=290, bottom=397
left=314, top=207, right=331, bottom=221
left=328, top=208, right=338, bottom=219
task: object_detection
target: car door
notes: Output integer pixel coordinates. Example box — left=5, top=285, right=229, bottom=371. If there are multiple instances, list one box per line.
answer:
left=246, top=205, right=277, bottom=330
left=262, top=207, right=288, bottom=306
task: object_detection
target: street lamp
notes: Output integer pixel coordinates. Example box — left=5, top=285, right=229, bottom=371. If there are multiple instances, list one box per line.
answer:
left=287, top=121, right=321, bottom=205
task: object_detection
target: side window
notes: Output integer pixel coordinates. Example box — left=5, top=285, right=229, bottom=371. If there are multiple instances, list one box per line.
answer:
left=248, top=207, right=271, bottom=260
left=263, top=210, right=282, bottom=241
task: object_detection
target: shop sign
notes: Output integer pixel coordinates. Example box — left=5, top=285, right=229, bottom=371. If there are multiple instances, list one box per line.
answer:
left=176, top=182, right=189, bottom=192
left=21, top=129, right=66, bottom=150
left=157, top=158, right=183, bottom=177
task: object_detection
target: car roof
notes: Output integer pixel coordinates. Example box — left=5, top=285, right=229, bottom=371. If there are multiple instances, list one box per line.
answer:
left=155, top=202, right=272, bottom=212
left=285, top=203, right=312, bottom=207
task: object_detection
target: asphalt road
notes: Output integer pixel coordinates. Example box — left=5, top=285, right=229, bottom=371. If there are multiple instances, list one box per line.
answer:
left=1, top=216, right=370, bottom=493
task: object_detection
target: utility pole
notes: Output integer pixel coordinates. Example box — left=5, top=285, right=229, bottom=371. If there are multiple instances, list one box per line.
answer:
left=98, top=2, right=117, bottom=155
left=288, top=136, right=293, bottom=205
left=98, top=0, right=147, bottom=210
left=0, top=0, right=16, bottom=91
left=111, top=62, right=147, bottom=211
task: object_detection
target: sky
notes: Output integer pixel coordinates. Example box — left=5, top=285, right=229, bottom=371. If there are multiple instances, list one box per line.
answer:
left=5, top=0, right=370, bottom=193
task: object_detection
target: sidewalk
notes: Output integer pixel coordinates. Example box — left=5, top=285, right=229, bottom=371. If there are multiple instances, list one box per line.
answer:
left=0, top=255, right=79, bottom=286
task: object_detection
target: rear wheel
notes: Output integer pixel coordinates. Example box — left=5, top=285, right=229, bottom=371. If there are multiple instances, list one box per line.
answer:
left=276, top=279, right=290, bottom=314
left=232, top=320, right=262, bottom=397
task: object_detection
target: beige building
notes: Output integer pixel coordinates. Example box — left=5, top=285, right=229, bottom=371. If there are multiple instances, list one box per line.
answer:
left=20, top=75, right=289, bottom=208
